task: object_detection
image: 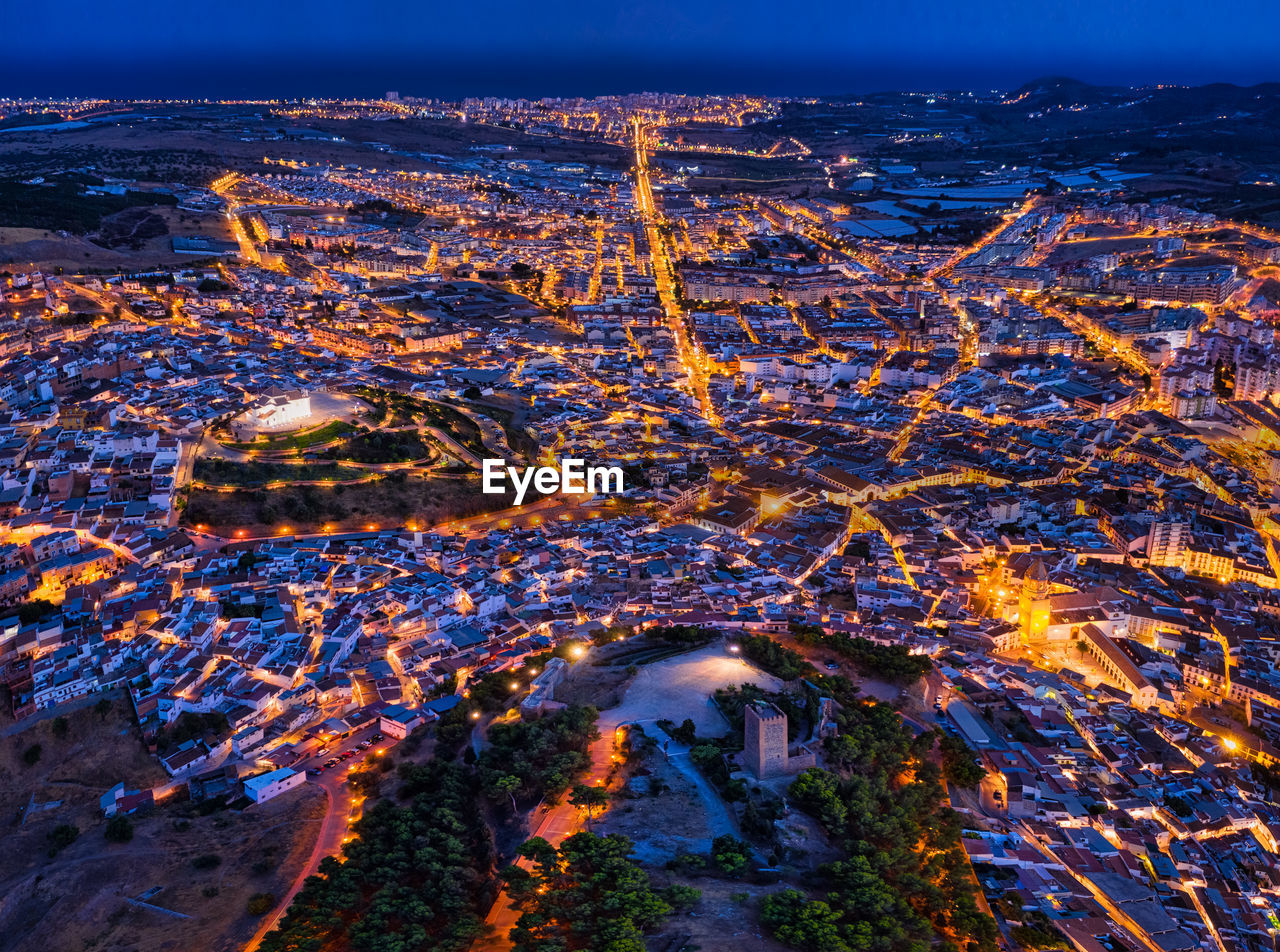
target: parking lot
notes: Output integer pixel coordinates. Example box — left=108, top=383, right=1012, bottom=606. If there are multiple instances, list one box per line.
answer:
left=297, top=725, right=391, bottom=778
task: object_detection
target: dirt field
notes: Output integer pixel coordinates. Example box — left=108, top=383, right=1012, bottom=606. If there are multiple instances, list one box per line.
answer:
left=0, top=696, right=166, bottom=836
left=183, top=472, right=515, bottom=536
left=647, top=877, right=793, bottom=952
left=0, top=206, right=232, bottom=273
left=552, top=659, right=634, bottom=710
left=601, top=741, right=733, bottom=863
left=600, top=644, right=783, bottom=737
left=0, top=701, right=326, bottom=952
left=597, top=738, right=808, bottom=952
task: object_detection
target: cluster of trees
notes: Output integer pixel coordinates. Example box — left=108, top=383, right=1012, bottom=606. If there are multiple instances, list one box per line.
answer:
left=657, top=717, right=699, bottom=746
left=648, top=624, right=715, bottom=647
left=937, top=733, right=986, bottom=788
left=709, top=834, right=754, bottom=877
left=0, top=177, right=176, bottom=234
left=11, top=597, right=58, bottom=625
left=466, top=669, right=535, bottom=714
left=154, top=711, right=229, bottom=755
left=322, top=429, right=436, bottom=464
left=790, top=623, right=932, bottom=685
left=738, top=635, right=816, bottom=681
left=355, top=386, right=422, bottom=427
left=46, top=823, right=79, bottom=856
left=49, top=311, right=99, bottom=326
left=764, top=695, right=999, bottom=952
left=260, top=760, right=494, bottom=952
left=193, top=458, right=361, bottom=487
left=503, top=832, right=697, bottom=952
left=347, top=198, right=399, bottom=215
left=1008, top=913, right=1069, bottom=950
left=714, top=683, right=807, bottom=742
left=478, top=705, right=599, bottom=808
left=250, top=485, right=350, bottom=527
left=103, top=814, right=133, bottom=843
left=94, top=206, right=168, bottom=250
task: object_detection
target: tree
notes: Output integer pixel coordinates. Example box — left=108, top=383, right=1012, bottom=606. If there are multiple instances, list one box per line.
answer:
left=94, top=698, right=113, bottom=721
left=761, top=890, right=850, bottom=952
left=569, top=784, right=609, bottom=829
left=104, top=815, right=134, bottom=843
left=494, top=773, right=521, bottom=813
left=22, top=743, right=42, bottom=766
left=52, top=716, right=69, bottom=739
left=260, top=760, right=491, bottom=952
left=504, top=832, right=683, bottom=952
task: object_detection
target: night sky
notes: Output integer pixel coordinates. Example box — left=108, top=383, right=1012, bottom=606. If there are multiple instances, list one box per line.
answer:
left=5, top=0, right=1278, bottom=98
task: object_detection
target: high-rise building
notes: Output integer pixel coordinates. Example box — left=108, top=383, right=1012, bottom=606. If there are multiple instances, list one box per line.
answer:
left=1147, top=520, right=1189, bottom=569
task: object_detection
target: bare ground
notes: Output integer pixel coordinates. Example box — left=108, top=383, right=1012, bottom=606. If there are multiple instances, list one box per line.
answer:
left=0, top=702, right=325, bottom=952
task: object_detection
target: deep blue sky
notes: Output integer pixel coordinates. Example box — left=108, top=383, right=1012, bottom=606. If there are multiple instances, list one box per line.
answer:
left=5, top=0, right=1278, bottom=99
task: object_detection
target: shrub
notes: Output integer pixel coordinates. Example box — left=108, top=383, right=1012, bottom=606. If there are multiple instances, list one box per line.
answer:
left=47, top=823, right=80, bottom=855
left=711, top=835, right=753, bottom=877
left=247, top=892, right=277, bottom=916
left=104, top=815, right=134, bottom=843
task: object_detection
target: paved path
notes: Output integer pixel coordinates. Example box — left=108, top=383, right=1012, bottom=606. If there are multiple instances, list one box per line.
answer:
left=243, top=730, right=386, bottom=951
left=242, top=783, right=343, bottom=951
left=474, top=727, right=618, bottom=951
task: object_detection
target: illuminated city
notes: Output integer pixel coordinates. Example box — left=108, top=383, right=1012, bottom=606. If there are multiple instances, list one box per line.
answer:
left=4, top=5, right=1280, bottom=952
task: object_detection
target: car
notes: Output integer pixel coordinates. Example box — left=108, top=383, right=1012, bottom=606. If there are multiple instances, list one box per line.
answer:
left=370, top=734, right=383, bottom=742
left=825, top=661, right=839, bottom=670
left=358, top=741, right=371, bottom=749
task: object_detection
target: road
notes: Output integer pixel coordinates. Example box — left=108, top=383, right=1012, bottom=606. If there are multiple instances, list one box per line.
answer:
left=632, top=120, right=720, bottom=426
left=243, top=725, right=391, bottom=951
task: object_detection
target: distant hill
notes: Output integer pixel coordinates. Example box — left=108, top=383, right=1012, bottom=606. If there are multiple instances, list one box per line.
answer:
left=1008, top=76, right=1123, bottom=108
left=1012, top=76, right=1280, bottom=110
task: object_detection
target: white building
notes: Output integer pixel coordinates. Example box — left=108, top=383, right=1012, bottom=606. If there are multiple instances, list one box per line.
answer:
left=243, top=767, right=306, bottom=804
left=234, top=390, right=312, bottom=437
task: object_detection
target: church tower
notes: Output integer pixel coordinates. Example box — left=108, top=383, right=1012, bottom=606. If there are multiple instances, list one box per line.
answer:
left=1019, top=558, right=1051, bottom=644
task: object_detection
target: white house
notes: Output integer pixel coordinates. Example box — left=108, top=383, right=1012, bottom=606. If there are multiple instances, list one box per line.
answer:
left=243, top=767, right=305, bottom=804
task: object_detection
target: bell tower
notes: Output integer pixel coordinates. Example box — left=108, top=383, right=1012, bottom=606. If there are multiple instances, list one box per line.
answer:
left=1019, top=558, right=1051, bottom=644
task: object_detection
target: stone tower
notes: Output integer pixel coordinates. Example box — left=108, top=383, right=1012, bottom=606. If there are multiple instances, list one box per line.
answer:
left=744, top=702, right=789, bottom=779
